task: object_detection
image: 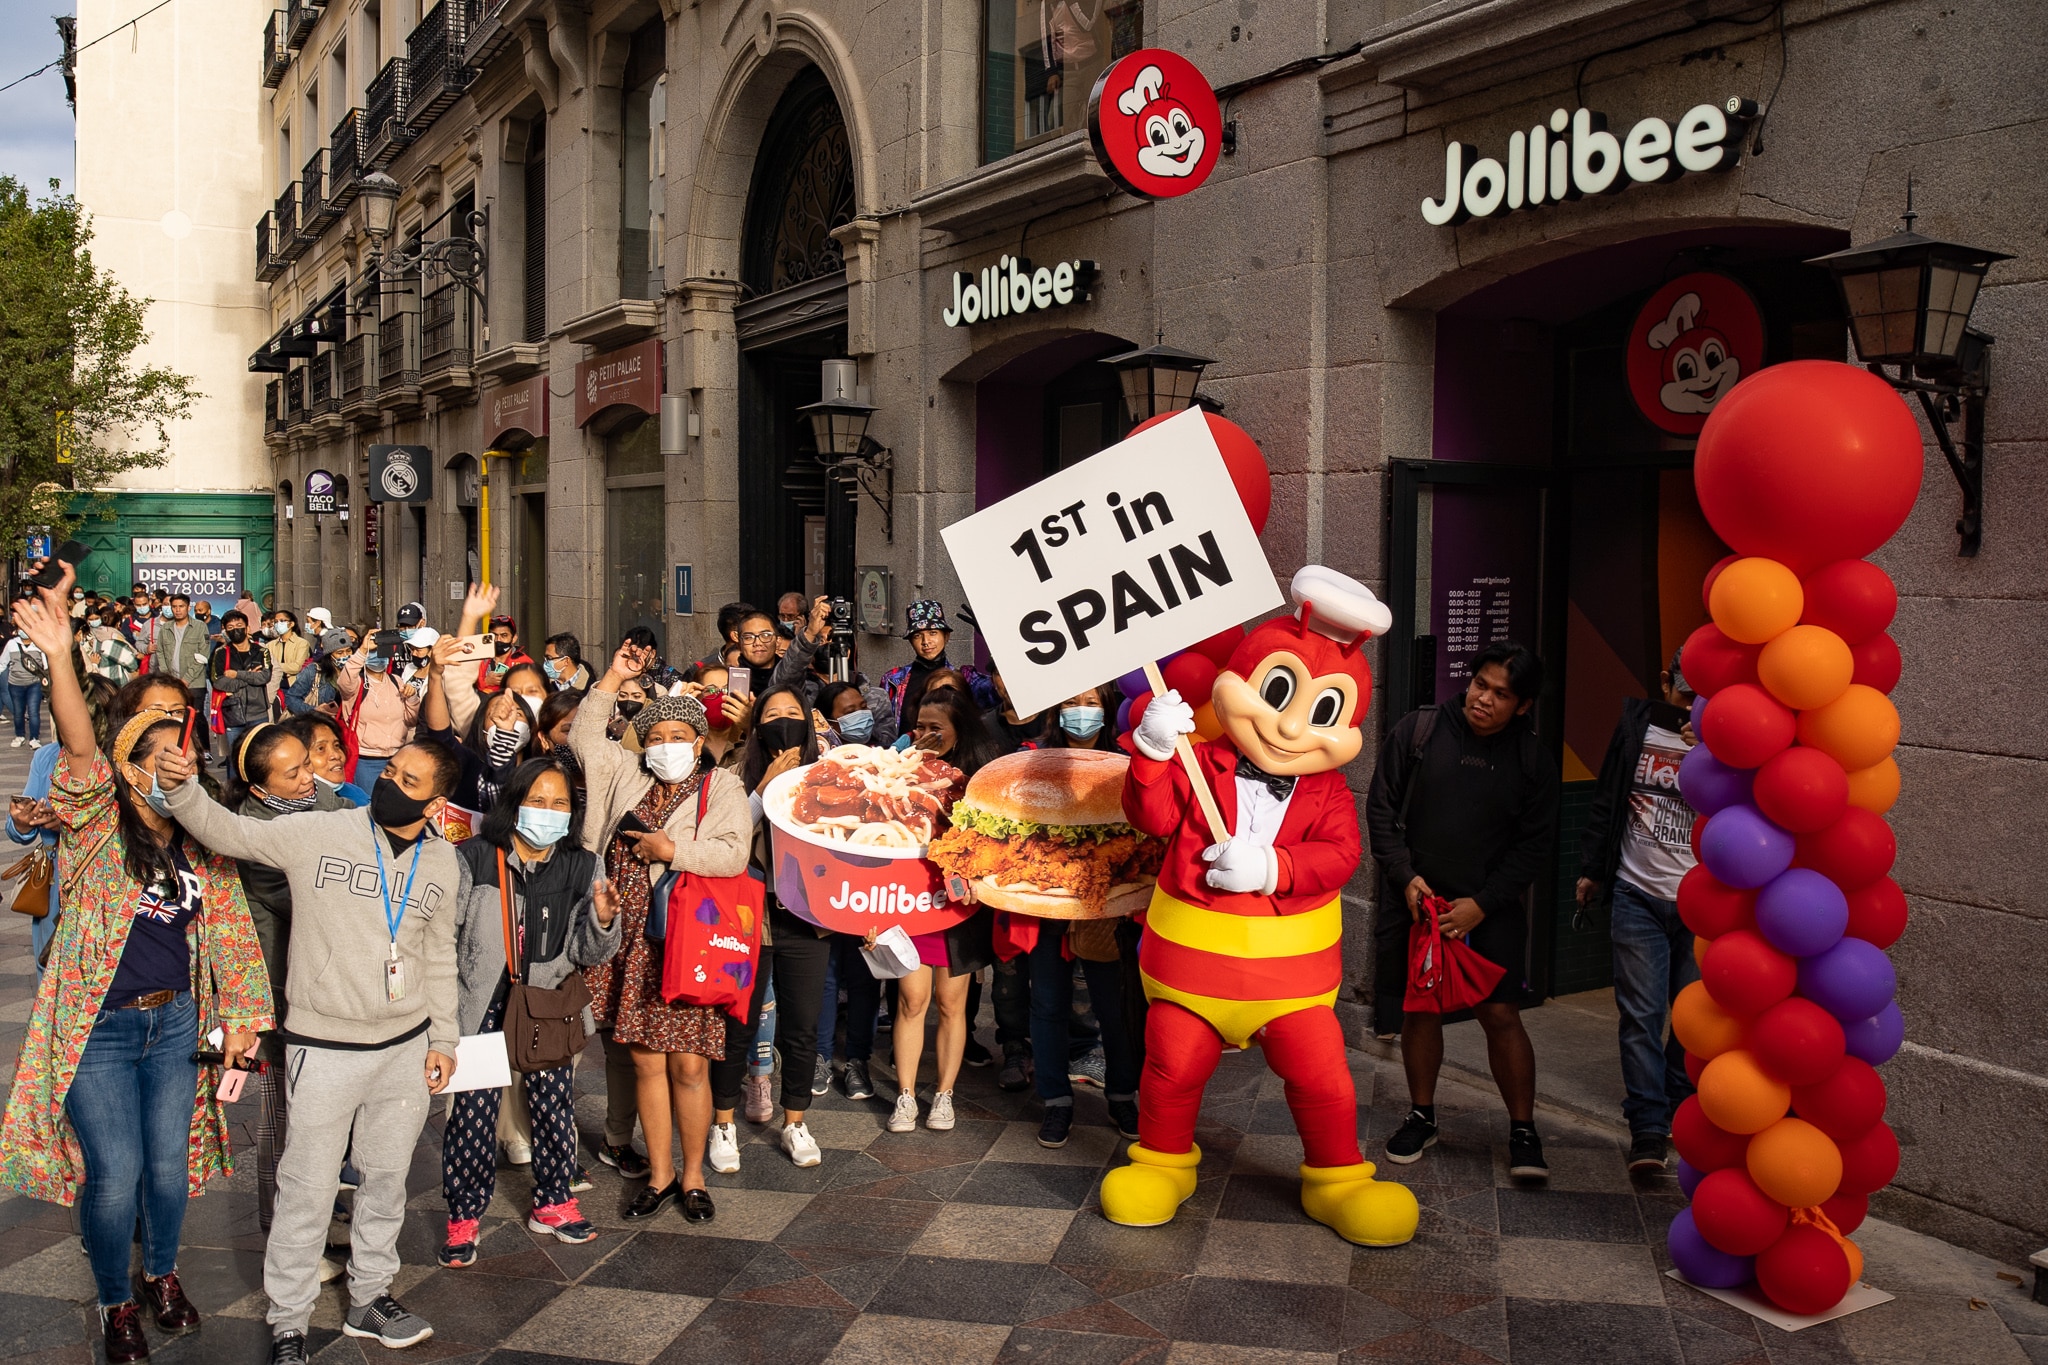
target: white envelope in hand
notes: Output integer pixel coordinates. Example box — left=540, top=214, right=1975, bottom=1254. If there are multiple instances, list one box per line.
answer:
left=446, top=1033, right=512, bottom=1093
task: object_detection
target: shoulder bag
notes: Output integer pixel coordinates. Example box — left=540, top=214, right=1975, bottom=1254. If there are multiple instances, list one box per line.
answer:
left=337, top=677, right=369, bottom=781
left=4, top=842, right=52, bottom=917
left=656, top=778, right=765, bottom=1022
left=498, top=846, right=593, bottom=1072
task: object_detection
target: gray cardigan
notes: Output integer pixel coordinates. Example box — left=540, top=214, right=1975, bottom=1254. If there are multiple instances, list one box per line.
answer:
left=453, top=838, right=619, bottom=1036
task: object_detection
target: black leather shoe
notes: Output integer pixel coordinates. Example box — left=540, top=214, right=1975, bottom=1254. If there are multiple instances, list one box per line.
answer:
left=623, top=1180, right=679, bottom=1220
left=681, top=1187, right=716, bottom=1223
left=101, top=1301, right=149, bottom=1363
left=140, top=1270, right=199, bottom=1334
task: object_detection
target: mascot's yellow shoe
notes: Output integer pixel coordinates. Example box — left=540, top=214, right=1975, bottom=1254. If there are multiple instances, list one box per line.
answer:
left=1100, top=1143, right=1202, bottom=1227
left=1299, top=1161, right=1419, bottom=1247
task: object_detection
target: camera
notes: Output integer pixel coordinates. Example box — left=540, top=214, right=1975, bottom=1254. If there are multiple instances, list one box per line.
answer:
left=820, top=597, right=856, bottom=683
left=830, top=596, right=854, bottom=635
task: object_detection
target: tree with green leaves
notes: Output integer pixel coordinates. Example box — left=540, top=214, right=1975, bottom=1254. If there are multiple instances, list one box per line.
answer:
left=0, top=175, right=199, bottom=552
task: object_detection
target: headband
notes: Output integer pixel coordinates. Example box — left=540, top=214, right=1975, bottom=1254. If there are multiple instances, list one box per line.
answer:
left=112, top=708, right=178, bottom=767
left=235, top=722, right=275, bottom=782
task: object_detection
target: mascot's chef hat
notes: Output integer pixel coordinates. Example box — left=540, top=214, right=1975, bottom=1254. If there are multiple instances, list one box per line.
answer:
left=1225, top=567, right=1393, bottom=727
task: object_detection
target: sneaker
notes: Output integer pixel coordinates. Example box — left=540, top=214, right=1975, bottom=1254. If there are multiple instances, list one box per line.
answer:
left=998, top=1049, right=1031, bottom=1093
left=10, top=737, right=23, bottom=748
left=528, top=1199, right=598, bottom=1244
left=963, top=1036, right=995, bottom=1068
left=270, top=1330, right=311, bottom=1364
left=1509, top=1126, right=1550, bottom=1181
left=887, top=1091, right=919, bottom=1133
left=1628, top=1133, right=1670, bottom=1174
left=811, top=1054, right=833, bottom=1096
left=338, top=1160, right=362, bottom=1189
left=1038, top=1105, right=1074, bottom=1149
left=570, top=1164, right=594, bottom=1193
left=781, top=1121, right=822, bottom=1167
left=842, top=1058, right=876, bottom=1101
left=927, top=1089, right=956, bottom=1131
left=596, top=1142, right=651, bottom=1181
left=742, top=1073, right=775, bottom=1124
left=439, top=1217, right=480, bottom=1268
left=708, top=1121, right=741, bottom=1174
left=503, top=1139, right=533, bottom=1166
left=1067, top=1050, right=1107, bottom=1088
left=1385, top=1109, right=1438, bottom=1164
left=1107, top=1097, right=1141, bottom=1140
left=342, top=1293, right=434, bottom=1349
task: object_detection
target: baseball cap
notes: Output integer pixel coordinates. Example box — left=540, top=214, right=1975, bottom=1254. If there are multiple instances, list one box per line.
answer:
left=396, top=601, right=425, bottom=629
left=408, top=626, right=442, bottom=648
left=306, top=607, right=333, bottom=627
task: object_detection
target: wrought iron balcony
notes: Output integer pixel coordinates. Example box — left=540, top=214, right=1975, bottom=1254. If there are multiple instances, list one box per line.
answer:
left=379, top=313, right=421, bottom=395
left=464, top=0, right=517, bottom=66
left=256, top=212, right=286, bottom=282
left=307, top=350, right=337, bottom=414
left=264, top=380, right=284, bottom=435
left=420, top=280, right=476, bottom=387
left=406, top=2, right=474, bottom=130
left=283, top=366, right=308, bottom=425
left=285, top=0, right=320, bottom=50
left=302, top=149, right=341, bottom=235
left=340, top=333, right=375, bottom=404
left=327, top=108, right=367, bottom=210
left=261, top=10, right=290, bottom=88
left=364, top=58, right=414, bottom=168
left=273, top=183, right=304, bottom=262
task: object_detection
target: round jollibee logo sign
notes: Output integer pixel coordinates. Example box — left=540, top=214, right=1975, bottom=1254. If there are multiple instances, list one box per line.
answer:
left=1625, top=271, right=1765, bottom=436
left=1088, top=49, right=1222, bottom=200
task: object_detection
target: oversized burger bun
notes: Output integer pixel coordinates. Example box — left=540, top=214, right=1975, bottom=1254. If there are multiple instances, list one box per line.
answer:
left=959, top=747, right=1130, bottom=827
left=973, top=879, right=1153, bottom=921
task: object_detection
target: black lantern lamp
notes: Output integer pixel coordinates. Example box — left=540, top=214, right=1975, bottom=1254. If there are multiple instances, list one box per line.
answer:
left=354, top=170, right=491, bottom=338
left=1102, top=336, right=1214, bottom=424
left=1808, top=187, right=2010, bottom=556
left=799, top=361, right=894, bottom=541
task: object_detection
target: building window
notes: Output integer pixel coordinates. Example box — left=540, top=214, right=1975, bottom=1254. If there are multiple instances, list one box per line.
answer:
left=523, top=125, right=546, bottom=343
left=604, top=419, right=664, bottom=645
left=618, top=23, right=666, bottom=301
left=740, top=69, right=853, bottom=296
left=982, top=0, right=1142, bottom=162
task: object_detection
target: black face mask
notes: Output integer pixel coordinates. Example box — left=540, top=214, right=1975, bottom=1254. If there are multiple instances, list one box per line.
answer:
left=615, top=699, right=644, bottom=720
left=225, top=627, right=247, bottom=642
left=757, top=716, right=809, bottom=754
left=370, top=775, right=434, bottom=829
left=494, top=638, right=513, bottom=656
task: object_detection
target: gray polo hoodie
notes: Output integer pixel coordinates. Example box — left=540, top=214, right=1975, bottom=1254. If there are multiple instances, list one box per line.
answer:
left=164, top=781, right=467, bottom=1056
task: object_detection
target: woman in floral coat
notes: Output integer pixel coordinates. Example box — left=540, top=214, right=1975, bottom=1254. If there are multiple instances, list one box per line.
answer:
left=0, top=568, right=273, bottom=1364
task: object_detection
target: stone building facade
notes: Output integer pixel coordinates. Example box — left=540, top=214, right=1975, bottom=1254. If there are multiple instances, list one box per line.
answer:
left=255, top=0, right=2046, bottom=1258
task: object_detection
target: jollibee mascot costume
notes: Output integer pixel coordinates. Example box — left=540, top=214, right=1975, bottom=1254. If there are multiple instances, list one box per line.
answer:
left=1103, top=565, right=1419, bottom=1247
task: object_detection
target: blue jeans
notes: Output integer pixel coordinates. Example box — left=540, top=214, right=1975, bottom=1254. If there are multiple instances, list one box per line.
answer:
left=1610, top=878, right=1698, bottom=1139
left=1028, top=929, right=1138, bottom=1105
left=6, top=681, right=42, bottom=741
left=817, top=936, right=878, bottom=1064
left=65, top=991, right=200, bottom=1306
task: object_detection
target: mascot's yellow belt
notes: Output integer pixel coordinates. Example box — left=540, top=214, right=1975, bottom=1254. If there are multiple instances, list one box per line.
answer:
left=1138, top=888, right=1343, bottom=1047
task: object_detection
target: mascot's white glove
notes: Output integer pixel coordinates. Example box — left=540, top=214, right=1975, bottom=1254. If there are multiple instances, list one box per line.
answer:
left=1202, top=839, right=1279, bottom=896
left=1133, top=688, right=1196, bottom=762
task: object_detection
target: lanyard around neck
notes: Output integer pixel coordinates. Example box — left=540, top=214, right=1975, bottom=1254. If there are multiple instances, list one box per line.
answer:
left=369, top=814, right=426, bottom=944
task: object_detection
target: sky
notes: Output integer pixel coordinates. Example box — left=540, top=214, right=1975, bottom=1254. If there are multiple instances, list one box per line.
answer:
left=0, top=1, right=76, bottom=198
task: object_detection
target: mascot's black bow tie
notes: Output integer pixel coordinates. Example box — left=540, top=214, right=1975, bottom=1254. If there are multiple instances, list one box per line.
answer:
left=1235, top=755, right=1297, bottom=801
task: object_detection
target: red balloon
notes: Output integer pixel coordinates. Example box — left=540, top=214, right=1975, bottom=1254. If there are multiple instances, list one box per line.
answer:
left=1835, top=1119, right=1900, bottom=1196
left=1693, top=1167, right=1790, bottom=1256
left=1682, top=624, right=1763, bottom=697
left=1757, top=1223, right=1854, bottom=1315
left=1161, top=652, right=1219, bottom=707
left=1791, top=1058, right=1887, bottom=1142
left=1132, top=411, right=1271, bottom=533
left=1678, top=866, right=1757, bottom=939
left=1699, top=684, right=1796, bottom=769
left=1752, top=747, right=1850, bottom=834
left=1702, top=930, right=1797, bottom=1016
left=1801, top=560, right=1897, bottom=644
left=1850, top=633, right=1903, bottom=694
left=1685, top=1049, right=1707, bottom=1086
left=1694, top=361, right=1925, bottom=575
left=1673, top=1094, right=1751, bottom=1172
left=1192, top=624, right=1246, bottom=667
left=1701, top=554, right=1741, bottom=614
left=1844, top=877, right=1908, bottom=948
left=1751, top=998, right=1848, bottom=1086
left=1690, top=813, right=1709, bottom=864
left=1795, top=808, right=1897, bottom=892
left=1820, top=1191, right=1869, bottom=1234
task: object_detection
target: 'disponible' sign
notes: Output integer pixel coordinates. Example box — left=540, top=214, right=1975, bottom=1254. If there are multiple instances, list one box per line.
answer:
left=941, top=407, right=1280, bottom=718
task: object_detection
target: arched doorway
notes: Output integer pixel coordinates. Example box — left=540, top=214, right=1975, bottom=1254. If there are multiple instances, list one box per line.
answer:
left=957, top=331, right=1139, bottom=514
left=735, top=67, right=855, bottom=607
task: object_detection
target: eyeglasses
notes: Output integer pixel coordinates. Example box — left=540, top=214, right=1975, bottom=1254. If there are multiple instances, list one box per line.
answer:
left=738, top=630, right=777, bottom=644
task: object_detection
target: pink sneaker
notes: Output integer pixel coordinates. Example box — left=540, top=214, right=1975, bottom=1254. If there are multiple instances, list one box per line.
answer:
left=439, top=1217, right=480, bottom=1267
left=742, top=1073, right=774, bottom=1124
left=527, top=1199, right=597, bottom=1244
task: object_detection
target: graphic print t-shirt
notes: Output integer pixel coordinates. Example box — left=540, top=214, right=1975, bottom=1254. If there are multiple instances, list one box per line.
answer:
left=104, top=843, right=202, bottom=1007
left=1615, top=724, right=1698, bottom=901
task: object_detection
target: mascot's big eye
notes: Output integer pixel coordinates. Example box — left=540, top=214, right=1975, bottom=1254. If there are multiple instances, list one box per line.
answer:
left=1171, top=110, right=1192, bottom=137
left=1308, top=687, right=1346, bottom=728
left=1702, top=338, right=1726, bottom=367
left=1259, top=665, right=1298, bottom=711
left=1147, top=116, right=1172, bottom=146
left=1674, top=353, right=1698, bottom=381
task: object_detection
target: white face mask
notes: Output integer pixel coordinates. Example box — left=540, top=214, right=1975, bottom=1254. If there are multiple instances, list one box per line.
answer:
left=517, top=691, right=542, bottom=721
left=643, top=741, right=697, bottom=783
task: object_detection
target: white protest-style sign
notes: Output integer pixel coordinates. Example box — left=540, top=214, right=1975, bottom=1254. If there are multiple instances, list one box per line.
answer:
left=942, top=406, right=1281, bottom=718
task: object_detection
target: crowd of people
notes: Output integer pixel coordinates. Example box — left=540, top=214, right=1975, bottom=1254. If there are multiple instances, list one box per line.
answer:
left=0, top=561, right=1609, bottom=1364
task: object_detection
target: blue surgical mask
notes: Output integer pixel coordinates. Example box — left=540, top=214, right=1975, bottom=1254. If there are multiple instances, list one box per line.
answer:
left=126, top=763, right=173, bottom=817
left=516, top=806, right=572, bottom=849
left=836, top=708, right=874, bottom=741
left=1059, top=706, right=1106, bottom=739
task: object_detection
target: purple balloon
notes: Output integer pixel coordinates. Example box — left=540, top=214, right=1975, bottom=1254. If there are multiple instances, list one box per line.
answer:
left=1842, top=1001, right=1905, bottom=1065
left=1691, top=693, right=1709, bottom=734
left=1677, top=1156, right=1705, bottom=1199
left=1798, top=936, right=1897, bottom=1021
left=1679, top=744, right=1754, bottom=816
left=1115, top=667, right=1151, bottom=696
left=1699, top=804, right=1795, bottom=889
left=1115, top=698, right=1133, bottom=734
left=1754, top=869, right=1849, bottom=958
left=1668, top=1207, right=1753, bottom=1288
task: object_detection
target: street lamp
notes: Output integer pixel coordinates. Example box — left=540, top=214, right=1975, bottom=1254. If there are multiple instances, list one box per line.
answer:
left=1807, top=186, right=2010, bottom=556
left=352, top=170, right=491, bottom=342
left=359, top=171, right=400, bottom=247
left=1102, top=336, right=1213, bottom=424
left=798, top=361, right=894, bottom=541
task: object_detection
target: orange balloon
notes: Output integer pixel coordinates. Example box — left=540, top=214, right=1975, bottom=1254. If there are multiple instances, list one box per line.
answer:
left=1672, top=980, right=1747, bottom=1059
left=1841, top=1237, right=1864, bottom=1285
left=1694, top=934, right=1711, bottom=969
left=1697, top=1049, right=1793, bottom=1135
left=1844, top=757, right=1901, bottom=814
left=1758, top=625, right=1855, bottom=711
left=1796, top=684, right=1900, bottom=772
left=1191, top=702, right=1224, bottom=742
left=1747, top=1117, right=1843, bottom=1207
left=1710, top=558, right=1805, bottom=645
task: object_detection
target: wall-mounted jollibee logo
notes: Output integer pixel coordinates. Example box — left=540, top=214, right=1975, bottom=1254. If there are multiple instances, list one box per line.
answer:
left=1088, top=49, right=1222, bottom=200
left=1625, top=271, right=1766, bottom=437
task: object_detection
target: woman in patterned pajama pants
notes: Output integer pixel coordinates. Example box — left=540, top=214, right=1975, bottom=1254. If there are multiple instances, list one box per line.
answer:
left=441, top=1000, right=580, bottom=1239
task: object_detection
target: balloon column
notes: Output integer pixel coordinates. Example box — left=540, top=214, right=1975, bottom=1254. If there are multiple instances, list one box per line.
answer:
left=1668, top=361, right=1922, bottom=1316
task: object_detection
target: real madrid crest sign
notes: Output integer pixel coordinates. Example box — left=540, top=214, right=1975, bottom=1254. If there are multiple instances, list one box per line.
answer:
left=368, top=445, right=435, bottom=504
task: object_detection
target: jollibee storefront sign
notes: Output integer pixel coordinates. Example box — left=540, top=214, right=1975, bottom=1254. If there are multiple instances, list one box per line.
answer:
left=763, top=768, right=971, bottom=937
left=1088, top=49, right=1222, bottom=200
